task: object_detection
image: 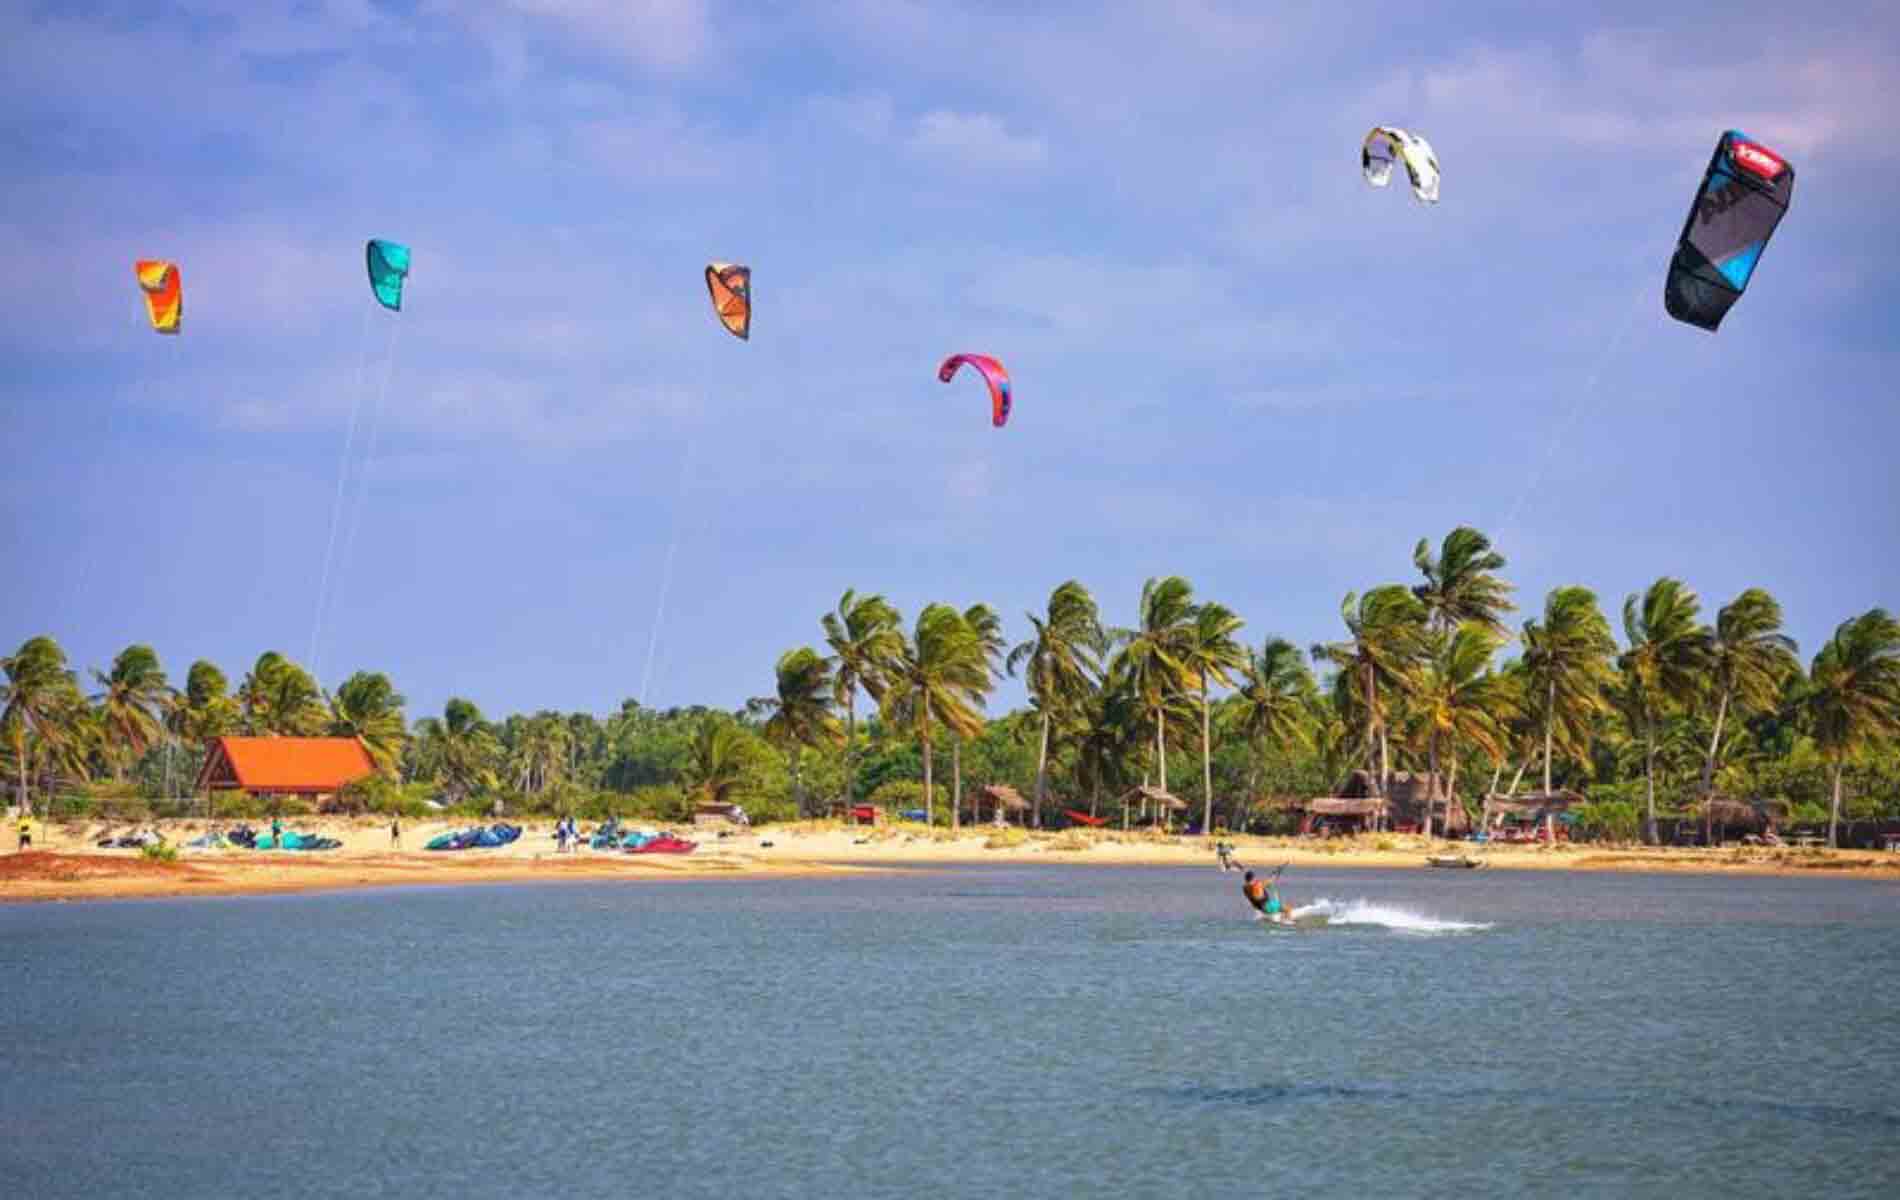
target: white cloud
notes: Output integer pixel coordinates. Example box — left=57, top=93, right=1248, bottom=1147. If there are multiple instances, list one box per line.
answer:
left=493, top=0, right=709, bottom=71
left=908, top=110, right=1047, bottom=169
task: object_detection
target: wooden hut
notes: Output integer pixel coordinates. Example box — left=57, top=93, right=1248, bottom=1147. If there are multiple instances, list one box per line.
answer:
left=1690, top=794, right=1787, bottom=844
left=829, top=799, right=885, bottom=825
left=1298, top=796, right=1386, bottom=836
left=1117, top=785, right=1187, bottom=830
left=1482, top=789, right=1584, bottom=842
left=195, top=736, right=376, bottom=812
left=973, top=784, right=1028, bottom=826
left=1309, top=769, right=1466, bottom=834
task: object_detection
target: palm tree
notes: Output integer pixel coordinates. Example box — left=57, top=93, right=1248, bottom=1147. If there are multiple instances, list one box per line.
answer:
left=1233, top=637, right=1316, bottom=818
left=3, top=636, right=88, bottom=816
left=328, top=671, right=408, bottom=773
left=418, top=698, right=500, bottom=804
left=821, top=590, right=905, bottom=822
left=1311, top=586, right=1427, bottom=798
left=1697, top=589, right=1800, bottom=840
left=950, top=604, right=1007, bottom=830
left=173, top=660, right=237, bottom=744
left=760, top=647, right=840, bottom=816
left=1412, top=624, right=1515, bottom=836
left=1110, top=577, right=1196, bottom=795
left=90, top=644, right=173, bottom=781
left=1179, top=601, right=1248, bottom=836
left=884, top=604, right=988, bottom=825
left=1413, top=527, right=1516, bottom=637
left=239, top=652, right=327, bottom=736
left=1803, top=609, right=1900, bottom=847
left=1007, top=581, right=1105, bottom=829
left=1619, top=578, right=1714, bottom=844
left=685, top=714, right=754, bottom=809
left=1520, top=586, right=1618, bottom=796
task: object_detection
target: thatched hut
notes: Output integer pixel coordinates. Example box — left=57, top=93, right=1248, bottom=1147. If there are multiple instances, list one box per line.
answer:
left=974, top=784, right=1029, bottom=826
left=1318, top=769, right=1466, bottom=834
left=1118, top=785, right=1187, bottom=830
left=1691, top=794, right=1787, bottom=843
left=1298, top=796, right=1386, bottom=836
left=1482, top=789, right=1584, bottom=841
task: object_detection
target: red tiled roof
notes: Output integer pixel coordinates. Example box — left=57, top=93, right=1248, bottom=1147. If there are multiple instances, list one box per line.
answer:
left=197, top=737, right=377, bottom=793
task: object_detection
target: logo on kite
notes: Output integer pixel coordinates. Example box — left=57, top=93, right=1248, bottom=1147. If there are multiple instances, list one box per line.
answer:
left=366, top=239, right=411, bottom=311
left=1361, top=126, right=1440, bottom=205
left=1730, top=140, right=1786, bottom=182
left=705, top=263, right=752, bottom=340
left=1664, top=130, right=1794, bottom=332
left=134, top=260, right=181, bottom=335
left=938, top=354, right=1011, bottom=428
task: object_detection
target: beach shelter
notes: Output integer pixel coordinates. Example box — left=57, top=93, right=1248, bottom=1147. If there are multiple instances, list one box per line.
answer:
left=974, top=784, right=1028, bottom=827
left=1117, top=785, right=1187, bottom=831
left=195, top=736, right=377, bottom=816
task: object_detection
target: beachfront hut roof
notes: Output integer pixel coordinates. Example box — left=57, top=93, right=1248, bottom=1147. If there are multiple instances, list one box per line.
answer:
left=1302, top=797, right=1388, bottom=817
left=978, top=785, right=1028, bottom=810
left=195, top=736, right=377, bottom=795
left=1482, top=790, right=1585, bottom=817
left=1119, top=785, right=1187, bottom=811
left=1692, top=795, right=1788, bottom=828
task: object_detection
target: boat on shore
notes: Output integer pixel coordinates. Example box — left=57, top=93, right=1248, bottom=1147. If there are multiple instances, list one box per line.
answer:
left=1425, top=854, right=1484, bottom=870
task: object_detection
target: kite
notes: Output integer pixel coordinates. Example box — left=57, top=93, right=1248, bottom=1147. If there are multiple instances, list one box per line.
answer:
left=366, top=239, right=411, bottom=311
left=1664, top=130, right=1794, bottom=332
left=134, top=260, right=181, bottom=334
left=938, top=354, right=1011, bottom=427
left=1361, top=126, right=1440, bottom=205
left=704, top=262, right=752, bottom=340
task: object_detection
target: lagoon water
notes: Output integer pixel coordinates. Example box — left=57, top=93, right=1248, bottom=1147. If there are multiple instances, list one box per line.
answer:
left=3, top=866, right=1898, bottom=1198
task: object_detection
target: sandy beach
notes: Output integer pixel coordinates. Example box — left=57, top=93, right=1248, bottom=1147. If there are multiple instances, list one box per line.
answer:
left=5, top=818, right=1899, bottom=903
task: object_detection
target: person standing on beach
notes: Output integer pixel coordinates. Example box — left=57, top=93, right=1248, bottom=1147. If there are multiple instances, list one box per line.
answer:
left=17, top=811, right=33, bottom=853
left=390, top=814, right=402, bottom=848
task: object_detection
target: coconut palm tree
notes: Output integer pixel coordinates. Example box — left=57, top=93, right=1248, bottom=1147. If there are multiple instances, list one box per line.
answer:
left=760, top=647, right=840, bottom=816
left=1696, top=589, right=1800, bottom=840
left=328, top=671, right=408, bottom=773
left=1520, top=586, right=1618, bottom=796
left=1802, top=609, right=1900, bottom=847
left=1007, top=581, right=1105, bottom=829
left=821, top=590, right=905, bottom=821
left=1110, top=576, right=1196, bottom=795
left=1413, top=527, right=1516, bottom=638
left=239, top=652, right=327, bottom=736
left=950, top=604, right=1007, bottom=830
left=1310, top=586, right=1427, bottom=798
left=1232, top=637, right=1316, bottom=818
left=506, top=713, right=570, bottom=795
left=416, top=698, right=500, bottom=804
left=172, top=660, right=237, bottom=744
left=1619, top=578, right=1714, bottom=844
left=884, top=604, right=988, bottom=826
left=1412, top=624, right=1515, bottom=836
left=90, top=644, right=173, bottom=781
left=1179, top=601, right=1248, bottom=836
left=3, top=636, right=89, bottom=816
left=684, top=714, right=754, bottom=809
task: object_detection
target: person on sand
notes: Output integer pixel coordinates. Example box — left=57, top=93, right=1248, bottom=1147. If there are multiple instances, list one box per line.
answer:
left=1215, top=840, right=1237, bottom=871
left=17, top=812, right=33, bottom=853
left=390, top=815, right=402, bottom=849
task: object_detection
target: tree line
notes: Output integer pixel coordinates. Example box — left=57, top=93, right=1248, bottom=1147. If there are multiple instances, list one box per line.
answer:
left=6, top=527, right=1898, bottom=845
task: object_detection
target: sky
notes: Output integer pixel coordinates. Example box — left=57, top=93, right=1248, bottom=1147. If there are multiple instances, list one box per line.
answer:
left=3, top=0, right=1897, bottom=722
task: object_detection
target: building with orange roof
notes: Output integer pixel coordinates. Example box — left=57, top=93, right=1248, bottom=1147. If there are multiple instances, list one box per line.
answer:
left=194, top=736, right=378, bottom=802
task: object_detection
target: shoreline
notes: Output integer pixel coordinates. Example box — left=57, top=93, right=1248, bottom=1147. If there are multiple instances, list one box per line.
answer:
left=5, top=818, right=1899, bottom=904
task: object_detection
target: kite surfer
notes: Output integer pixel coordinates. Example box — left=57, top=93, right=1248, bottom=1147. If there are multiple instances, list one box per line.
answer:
left=1242, top=867, right=1288, bottom=923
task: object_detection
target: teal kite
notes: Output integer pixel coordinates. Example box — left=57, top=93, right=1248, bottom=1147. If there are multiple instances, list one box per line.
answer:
left=366, top=239, right=410, bottom=311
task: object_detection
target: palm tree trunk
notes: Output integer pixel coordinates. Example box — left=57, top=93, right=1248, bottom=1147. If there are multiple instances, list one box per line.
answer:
left=1447, top=755, right=1462, bottom=837
left=14, top=727, right=28, bottom=819
left=1034, top=709, right=1051, bottom=830
left=922, top=733, right=934, bottom=827
left=1424, top=730, right=1439, bottom=839
left=951, top=738, right=962, bottom=831
left=1200, top=670, right=1214, bottom=838
left=1643, top=714, right=1659, bottom=846
left=1542, top=680, right=1556, bottom=795
left=1091, top=773, right=1101, bottom=820
left=843, top=692, right=857, bottom=825
left=1699, top=687, right=1731, bottom=846
left=1826, top=758, right=1844, bottom=848
left=1155, top=709, right=1167, bottom=793
left=788, top=748, right=803, bottom=816
left=1507, top=759, right=1529, bottom=796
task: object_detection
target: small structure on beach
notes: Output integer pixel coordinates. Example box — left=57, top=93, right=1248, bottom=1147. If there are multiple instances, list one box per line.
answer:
left=1298, top=796, right=1387, bottom=836
left=829, top=799, right=885, bottom=825
left=1117, top=785, right=1187, bottom=830
left=693, top=801, right=749, bottom=828
left=195, top=737, right=377, bottom=810
left=973, top=784, right=1028, bottom=826
left=1482, top=789, right=1584, bottom=842
left=1687, top=794, right=1787, bottom=844
left=1304, top=769, right=1467, bottom=835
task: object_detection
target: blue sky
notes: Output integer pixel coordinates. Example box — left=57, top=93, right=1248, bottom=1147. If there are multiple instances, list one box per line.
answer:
left=3, top=0, right=1896, bottom=721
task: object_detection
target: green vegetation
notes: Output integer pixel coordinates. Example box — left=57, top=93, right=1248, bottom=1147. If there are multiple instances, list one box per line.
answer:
left=4, top=525, right=1897, bottom=846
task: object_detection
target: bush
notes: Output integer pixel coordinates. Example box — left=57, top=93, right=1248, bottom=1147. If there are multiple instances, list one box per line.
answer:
left=1573, top=800, right=1640, bottom=843
left=868, top=780, right=925, bottom=812
left=141, top=842, right=178, bottom=862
